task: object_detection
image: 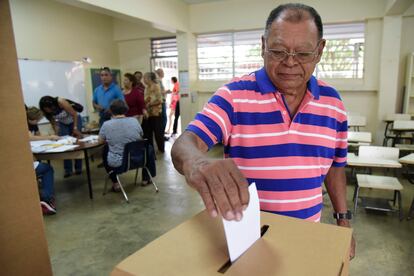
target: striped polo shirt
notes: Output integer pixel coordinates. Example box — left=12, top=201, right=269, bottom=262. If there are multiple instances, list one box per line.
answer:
left=187, top=67, right=348, bottom=222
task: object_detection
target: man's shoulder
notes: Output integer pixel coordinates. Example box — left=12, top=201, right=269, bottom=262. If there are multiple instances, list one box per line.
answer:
left=94, top=84, right=104, bottom=93
left=224, top=73, right=258, bottom=92
left=110, top=83, right=122, bottom=92
left=315, top=79, right=342, bottom=101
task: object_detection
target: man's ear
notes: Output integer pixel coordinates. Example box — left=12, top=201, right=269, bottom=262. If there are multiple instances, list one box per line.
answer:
left=315, top=39, right=326, bottom=63
left=261, top=36, right=266, bottom=59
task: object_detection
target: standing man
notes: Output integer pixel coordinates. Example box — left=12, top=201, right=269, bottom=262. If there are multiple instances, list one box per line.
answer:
left=155, top=68, right=168, bottom=136
left=93, top=67, right=124, bottom=126
left=172, top=3, right=355, bottom=259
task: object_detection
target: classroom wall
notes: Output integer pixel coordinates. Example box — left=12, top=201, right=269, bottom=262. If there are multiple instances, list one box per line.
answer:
left=397, top=16, right=414, bottom=112
left=113, top=17, right=174, bottom=75
left=189, top=0, right=387, bottom=33
left=9, top=0, right=120, bottom=123
left=117, top=39, right=152, bottom=74
left=71, top=0, right=190, bottom=32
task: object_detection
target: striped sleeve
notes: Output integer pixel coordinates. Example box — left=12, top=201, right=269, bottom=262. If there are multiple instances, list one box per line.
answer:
left=186, top=86, right=234, bottom=149
left=332, top=99, right=348, bottom=167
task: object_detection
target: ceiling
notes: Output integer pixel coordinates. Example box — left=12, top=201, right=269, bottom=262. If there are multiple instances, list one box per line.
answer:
left=181, top=0, right=225, bottom=4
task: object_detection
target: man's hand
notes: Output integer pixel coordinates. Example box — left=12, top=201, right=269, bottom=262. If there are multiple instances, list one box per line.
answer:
left=94, top=104, right=104, bottom=112
left=337, top=219, right=356, bottom=260
left=48, top=135, right=60, bottom=141
left=183, top=157, right=249, bottom=221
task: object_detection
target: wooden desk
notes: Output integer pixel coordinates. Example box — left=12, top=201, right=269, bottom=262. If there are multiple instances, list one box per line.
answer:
left=34, top=140, right=104, bottom=199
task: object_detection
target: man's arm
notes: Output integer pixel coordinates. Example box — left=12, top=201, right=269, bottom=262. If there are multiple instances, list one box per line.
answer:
left=171, top=131, right=249, bottom=221
left=324, top=166, right=356, bottom=259
left=92, top=90, right=104, bottom=111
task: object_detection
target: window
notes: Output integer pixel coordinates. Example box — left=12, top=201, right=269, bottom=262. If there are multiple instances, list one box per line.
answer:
left=197, top=22, right=365, bottom=81
left=316, top=23, right=365, bottom=79
left=150, top=37, right=178, bottom=91
left=197, top=30, right=263, bottom=80
left=151, top=37, right=178, bottom=58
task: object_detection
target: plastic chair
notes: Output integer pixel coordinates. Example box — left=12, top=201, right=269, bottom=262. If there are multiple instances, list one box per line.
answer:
left=103, top=139, right=159, bottom=202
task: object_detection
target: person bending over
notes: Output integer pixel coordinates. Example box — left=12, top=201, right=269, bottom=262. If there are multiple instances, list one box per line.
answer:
left=39, top=96, right=83, bottom=177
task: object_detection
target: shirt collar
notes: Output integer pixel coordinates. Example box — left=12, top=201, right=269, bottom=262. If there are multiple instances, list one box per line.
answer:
left=255, top=67, right=320, bottom=100
left=102, top=82, right=115, bottom=92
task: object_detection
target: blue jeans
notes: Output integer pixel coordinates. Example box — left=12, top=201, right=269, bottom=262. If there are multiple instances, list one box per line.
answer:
left=58, top=115, right=82, bottom=173
left=35, top=162, right=55, bottom=202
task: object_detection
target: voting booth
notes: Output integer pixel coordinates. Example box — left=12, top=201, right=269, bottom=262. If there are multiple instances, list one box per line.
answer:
left=112, top=211, right=352, bottom=276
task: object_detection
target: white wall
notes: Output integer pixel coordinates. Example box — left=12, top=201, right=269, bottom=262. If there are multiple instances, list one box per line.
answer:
left=71, top=0, right=190, bottom=32
left=117, top=39, right=152, bottom=74
left=398, top=16, right=414, bottom=111
left=189, top=0, right=387, bottom=33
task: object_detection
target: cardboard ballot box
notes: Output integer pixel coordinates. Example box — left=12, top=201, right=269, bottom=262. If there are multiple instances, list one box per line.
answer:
left=112, top=211, right=352, bottom=276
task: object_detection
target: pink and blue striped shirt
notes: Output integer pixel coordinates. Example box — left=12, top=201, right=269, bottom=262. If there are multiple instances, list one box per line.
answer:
left=187, top=68, right=348, bottom=222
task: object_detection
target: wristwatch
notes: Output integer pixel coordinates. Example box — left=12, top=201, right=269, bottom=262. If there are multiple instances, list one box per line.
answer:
left=333, top=210, right=352, bottom=220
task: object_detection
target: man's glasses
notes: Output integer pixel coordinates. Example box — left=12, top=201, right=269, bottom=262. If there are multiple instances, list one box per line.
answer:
left=265, top=40, right=322, bottom=63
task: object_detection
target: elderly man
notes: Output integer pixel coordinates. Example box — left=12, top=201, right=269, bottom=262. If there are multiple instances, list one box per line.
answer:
left=93, top=67, right=124, bottom=126
left=171, top=3, right=355, bottom=259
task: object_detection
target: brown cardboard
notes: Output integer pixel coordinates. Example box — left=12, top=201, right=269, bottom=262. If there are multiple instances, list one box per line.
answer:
left=0, top=0, right=52, bottom=275
left=112, top=211, right=352, bottom=276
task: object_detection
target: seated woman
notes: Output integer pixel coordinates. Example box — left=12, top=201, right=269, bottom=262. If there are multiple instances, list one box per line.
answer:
left=99, top=99, right=144, bottom=192
left=39, top=96, right=83, bottom=177
left=25, top=106, right=58, bottom=215
left=34, top=161, right=57, bottom=215
left=25, top=105, right=60, bottom=140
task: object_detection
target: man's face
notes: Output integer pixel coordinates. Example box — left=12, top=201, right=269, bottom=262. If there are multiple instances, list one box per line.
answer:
left=156, top=69, right=164, bottom=79
left=261, top=18, right=325, bottom=94
left=100, top=70, right=112, bottom=86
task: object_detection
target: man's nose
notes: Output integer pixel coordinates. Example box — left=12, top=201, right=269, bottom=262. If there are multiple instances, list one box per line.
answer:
left=283, top=54, right=299, bottom=67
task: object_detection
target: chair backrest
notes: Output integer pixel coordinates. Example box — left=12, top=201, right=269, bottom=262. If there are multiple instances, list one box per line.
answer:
left=358, top=146, right=399, bottom=161
left=348, top=115, right=366, bottom=127
left=385, top=113, right=411, bottom=121
left=121, top=139, right=148, bottom=172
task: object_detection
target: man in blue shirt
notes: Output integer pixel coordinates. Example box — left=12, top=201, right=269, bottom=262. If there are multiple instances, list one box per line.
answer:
left=93, top=67, right=124, bottom=126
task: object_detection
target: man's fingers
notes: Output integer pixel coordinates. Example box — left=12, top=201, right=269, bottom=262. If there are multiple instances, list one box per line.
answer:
left=205, top=174, right=235, bottom=220
left=196, top=181, right=218, bottom=218
left=218, top=172, right=243, bottom=220
left=228, top=161, right=250, bottom=207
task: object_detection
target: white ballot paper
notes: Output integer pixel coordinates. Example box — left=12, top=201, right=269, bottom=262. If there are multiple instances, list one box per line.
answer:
left=222, top=182, right=261, bottom=262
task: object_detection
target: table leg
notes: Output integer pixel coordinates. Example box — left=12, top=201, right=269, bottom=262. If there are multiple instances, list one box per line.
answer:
left=84, top=149, right=93, bottom=199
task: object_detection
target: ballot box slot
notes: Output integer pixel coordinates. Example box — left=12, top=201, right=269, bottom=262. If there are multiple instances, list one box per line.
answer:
left=218, top=224, right=270, bottom=274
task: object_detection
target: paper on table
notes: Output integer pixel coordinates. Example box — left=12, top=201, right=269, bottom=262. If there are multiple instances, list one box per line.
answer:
left=44, top=145, right=79, bottom=153
left=78, top=135, right=99, bottom=142
left=56, top=136, right=77, bottom=145
left=222, top=182, right=261, bottom=262
left=30, top=140, right=55, bottom=148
